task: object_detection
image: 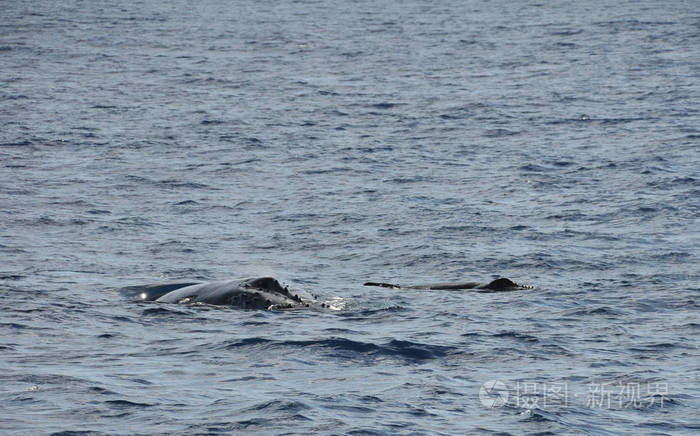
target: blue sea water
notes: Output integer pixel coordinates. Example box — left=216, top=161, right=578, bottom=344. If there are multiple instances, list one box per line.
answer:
left=1, top=0, right=698, bottom=434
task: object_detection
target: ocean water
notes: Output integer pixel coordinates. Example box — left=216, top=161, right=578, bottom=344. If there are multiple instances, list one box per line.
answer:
left=1, top=0, right=698, bottom=434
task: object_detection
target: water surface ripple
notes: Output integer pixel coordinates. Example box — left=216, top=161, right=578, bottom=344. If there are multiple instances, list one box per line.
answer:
left=1, top=0, right=698, bottom=434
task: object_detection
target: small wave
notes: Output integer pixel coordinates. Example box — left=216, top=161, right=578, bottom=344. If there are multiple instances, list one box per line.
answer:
left=563, top=306, right=622, bottom=316
left=675, top=322, right=700, bottom=330
left=628, top=343, right=677, bottom=352
left=387, top=176, right=431, bottom=184
left=549, top=29, right=584, bottom=36
left=519, top=163, right=550, bottom=172
left=518, top=408, right=555, bottom=423
left=221, top=336, right=454, bottom=362
left=4, top=94, right=28, bottom=101
left=302, top=167, right=353, bottom=175
left=220, top=375, right=275, bottom=383
left=232, top=414, right=312, bottom=430
left=340, top=305, right=408, bottom=318
left=113, top=216, right=154, bottom=227
left=0, top=274, right=23, bottom=281
left=174, top=200, right=198, bottom=206
left=546, top=116, right=648, bottom=125
left=492, top=331, right=540, bottom=343
left=639, top=393, right=682, bottom=409
left=0, top=322, right=29, bottom=329
left=141, top=307, right=191, bottom=316
left=483, top=128, right=520, bottom=137
left=17, top=374, right=90, bottom=385
left=88, top=386, right=117, bottom=395
left=105, top=399, right=155, bottom=408
left=370, top=102, right=400, bottom=109
left=50, top=431, right=109, bottom=436
left=218, top=158, right=261, bottom=167
left=157, top=179, right=210, bottom=190
left=243, top=399, right=310, bottom=413
left=244, top=136, right=263, bottom=145
left=2, top=140, right=32, bottom=147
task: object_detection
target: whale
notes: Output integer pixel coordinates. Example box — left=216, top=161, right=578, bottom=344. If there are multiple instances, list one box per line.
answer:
left=156, top=277, right=306, bottom=309
left=363, top=277, right=527, bottom=292
left=118, top=276, right=528, bottom=310
left=119, top=277, right=307, bottom=310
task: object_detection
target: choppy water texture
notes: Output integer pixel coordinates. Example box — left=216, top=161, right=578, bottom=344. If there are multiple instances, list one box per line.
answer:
left=1, top=0, right=699, bottom=434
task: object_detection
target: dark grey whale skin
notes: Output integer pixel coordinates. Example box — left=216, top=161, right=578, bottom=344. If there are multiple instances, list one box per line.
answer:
left=152, top=277, right=304, bottom=310
left=363, top=278, right=528, bottom=292
left=119, top=277, right=528, bottom=310
left=118, top=281, right=200, bottom=301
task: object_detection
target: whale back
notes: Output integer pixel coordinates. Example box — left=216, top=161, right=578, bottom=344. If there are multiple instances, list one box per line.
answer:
left=155, top=277, right=303, bottom=309
left=243, top=276, right=286, bottom=292
left=476, top=278, right=522, bottom=292
left=118, top=281, right=201, bottom=301
left=363, top=277, right=528, bottom=292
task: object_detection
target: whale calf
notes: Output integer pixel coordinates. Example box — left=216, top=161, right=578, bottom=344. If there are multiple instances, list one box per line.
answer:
left=363, top=277, right=527, bottom=292
left=119, top=276, right=528, bottom=310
